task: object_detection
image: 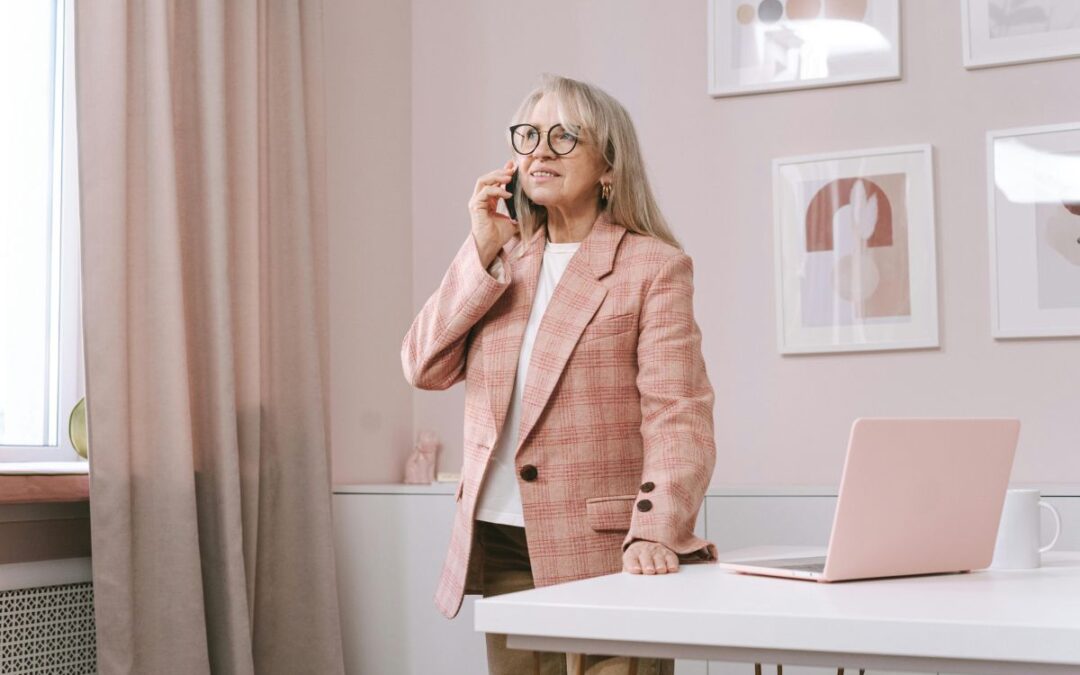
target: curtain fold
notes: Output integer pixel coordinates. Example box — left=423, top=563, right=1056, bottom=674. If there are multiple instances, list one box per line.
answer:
left=74, top=1, right=343, bottom=673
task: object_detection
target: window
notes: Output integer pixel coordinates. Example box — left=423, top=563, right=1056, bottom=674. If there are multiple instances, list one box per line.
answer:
left=0, top=0, right=84, bottom=462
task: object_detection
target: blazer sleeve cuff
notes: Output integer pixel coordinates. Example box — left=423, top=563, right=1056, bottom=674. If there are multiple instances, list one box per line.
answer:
left=622, top=530, right=718, bottom=563
left=486, top=255, right=506, bottom=283
left=464, top=232, right=511, bottom=293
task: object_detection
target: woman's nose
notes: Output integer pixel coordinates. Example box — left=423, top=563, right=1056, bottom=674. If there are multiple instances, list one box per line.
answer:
left=533, top=135, right=557, bottom=158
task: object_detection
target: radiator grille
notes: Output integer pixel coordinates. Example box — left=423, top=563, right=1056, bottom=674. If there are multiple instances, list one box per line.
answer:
left=0, top=582, right=96, bottom=674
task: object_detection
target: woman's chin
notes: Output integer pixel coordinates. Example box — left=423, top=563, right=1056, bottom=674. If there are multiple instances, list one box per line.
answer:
left=524, top=192, right=562, bottom=208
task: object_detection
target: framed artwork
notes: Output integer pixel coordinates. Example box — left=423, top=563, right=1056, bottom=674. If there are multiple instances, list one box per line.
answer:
left=962, top=0, right=1080, bottom=68
left=707, top=0, right=901, bottom=97
left=772, top=145, right=939, bottom=354
left=987, top=122, right=1080, bottom=338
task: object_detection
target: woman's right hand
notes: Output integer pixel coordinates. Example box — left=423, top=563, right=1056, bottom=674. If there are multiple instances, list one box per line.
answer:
left=469, top=160, right=519, bottom=268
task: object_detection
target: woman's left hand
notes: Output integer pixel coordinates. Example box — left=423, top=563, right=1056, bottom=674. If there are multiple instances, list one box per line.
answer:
left=623, top=540, right=679, bottom=574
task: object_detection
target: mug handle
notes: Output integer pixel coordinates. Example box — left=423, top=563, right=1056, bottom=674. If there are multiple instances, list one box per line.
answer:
left=1039, top=501, right=1062, bottom=553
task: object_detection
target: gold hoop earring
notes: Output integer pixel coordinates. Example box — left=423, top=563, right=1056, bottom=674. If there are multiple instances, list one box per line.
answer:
left=601, top=182, right=612, bottom=202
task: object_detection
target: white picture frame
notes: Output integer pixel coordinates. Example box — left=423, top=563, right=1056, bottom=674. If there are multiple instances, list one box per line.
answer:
left=961, top=0, right=1080, bottom=69
left=707, top=0, right=902, bottom=97
left=987, top=122, right=1080, bottom=338
left=772, top=144, right=939, bottom=354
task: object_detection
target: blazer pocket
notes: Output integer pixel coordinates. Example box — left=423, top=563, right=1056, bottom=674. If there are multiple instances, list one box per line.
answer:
left=578, top=312, right=637, bottom=344
left=585, top=494, right=636, bottom=532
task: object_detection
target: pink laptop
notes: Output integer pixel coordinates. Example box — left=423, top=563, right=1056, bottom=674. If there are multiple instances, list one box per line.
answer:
left=717, top=418, right=1021, bottom=582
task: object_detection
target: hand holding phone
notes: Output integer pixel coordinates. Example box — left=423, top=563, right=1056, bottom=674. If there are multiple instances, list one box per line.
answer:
left=468, top=160, right=519, bottom=267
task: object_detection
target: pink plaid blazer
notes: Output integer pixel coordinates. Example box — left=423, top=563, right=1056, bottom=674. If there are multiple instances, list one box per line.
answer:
left=401, top=211, right=718, bottom=620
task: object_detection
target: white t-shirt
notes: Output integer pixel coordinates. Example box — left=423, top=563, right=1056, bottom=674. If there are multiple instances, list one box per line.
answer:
left=474, top=236, right=581, bottom=527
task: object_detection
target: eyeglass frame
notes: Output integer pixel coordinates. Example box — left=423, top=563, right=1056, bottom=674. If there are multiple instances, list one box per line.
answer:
left=508, top=123, right=581, bottom=156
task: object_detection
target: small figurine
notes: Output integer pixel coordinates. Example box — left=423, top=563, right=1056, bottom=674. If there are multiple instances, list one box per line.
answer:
left=404, top=429, right=440, bottom=484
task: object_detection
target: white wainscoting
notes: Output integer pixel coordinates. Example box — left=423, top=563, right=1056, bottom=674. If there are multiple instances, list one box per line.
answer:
left=333, top=485, right=1080, bottom=675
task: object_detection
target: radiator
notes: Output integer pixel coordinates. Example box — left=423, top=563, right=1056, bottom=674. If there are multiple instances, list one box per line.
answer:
left=0, top=561, right=96, bottom=675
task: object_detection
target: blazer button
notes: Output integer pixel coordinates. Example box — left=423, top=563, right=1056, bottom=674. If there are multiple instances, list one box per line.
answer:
left=640, top=481, right=655, bottom=493
left=519, top=464, right=538, bottom=482
left=636, top=499, right=653, bottom=512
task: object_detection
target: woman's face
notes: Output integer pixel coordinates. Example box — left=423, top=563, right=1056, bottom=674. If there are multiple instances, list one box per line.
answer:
left=516, top=94, right=609, bottom=213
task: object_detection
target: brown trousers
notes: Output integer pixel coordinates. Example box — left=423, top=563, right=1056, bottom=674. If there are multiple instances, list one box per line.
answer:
left=477, top=520, right=675, bottom=675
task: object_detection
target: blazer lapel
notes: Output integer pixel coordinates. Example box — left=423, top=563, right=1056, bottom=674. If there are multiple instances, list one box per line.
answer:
left=513, top=213, right=627, bottom=457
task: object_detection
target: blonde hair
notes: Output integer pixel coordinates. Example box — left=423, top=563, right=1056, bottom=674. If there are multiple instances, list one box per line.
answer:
left=507, top=74, right=682, bottom=257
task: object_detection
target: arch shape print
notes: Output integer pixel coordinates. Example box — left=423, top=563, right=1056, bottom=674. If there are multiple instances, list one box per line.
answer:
left=805, top=177, right=893, bottom=252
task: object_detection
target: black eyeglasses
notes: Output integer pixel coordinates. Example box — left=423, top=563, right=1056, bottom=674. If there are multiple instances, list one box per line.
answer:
left=509, top=123, right=580, bottom=156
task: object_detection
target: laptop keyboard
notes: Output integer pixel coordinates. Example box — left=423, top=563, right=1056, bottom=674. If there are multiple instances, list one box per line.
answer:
left=735, top=556, right=826, bottom=573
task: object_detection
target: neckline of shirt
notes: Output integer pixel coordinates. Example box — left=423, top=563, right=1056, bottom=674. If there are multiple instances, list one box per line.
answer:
left=544, top=237, right=581, bottom=253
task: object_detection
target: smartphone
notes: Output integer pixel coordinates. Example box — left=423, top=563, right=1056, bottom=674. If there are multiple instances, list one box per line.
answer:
left=503, top=169, right=518, bottom=221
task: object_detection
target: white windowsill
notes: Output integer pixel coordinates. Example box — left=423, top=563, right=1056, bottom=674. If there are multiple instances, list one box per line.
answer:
left=0, top=557, right=92, bottom=592
left=0, top=461, right=89, bottom=475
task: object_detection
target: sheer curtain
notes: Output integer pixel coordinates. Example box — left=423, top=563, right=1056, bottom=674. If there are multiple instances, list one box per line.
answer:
left=74, top=2, right=344, bottom=673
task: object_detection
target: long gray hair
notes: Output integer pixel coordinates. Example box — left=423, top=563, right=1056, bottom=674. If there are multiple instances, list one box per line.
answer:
left=507, top=74, right=681, bottom=257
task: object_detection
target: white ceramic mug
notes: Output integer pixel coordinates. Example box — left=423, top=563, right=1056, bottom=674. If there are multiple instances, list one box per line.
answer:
left=990, top=489, right=1062, bottom=570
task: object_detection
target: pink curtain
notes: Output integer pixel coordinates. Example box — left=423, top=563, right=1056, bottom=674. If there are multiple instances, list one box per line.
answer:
left=74, top=1, right=344, bottom=673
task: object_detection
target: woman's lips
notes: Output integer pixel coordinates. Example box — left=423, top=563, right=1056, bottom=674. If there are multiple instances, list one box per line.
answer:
left=531, top=171, right=560, bottom=183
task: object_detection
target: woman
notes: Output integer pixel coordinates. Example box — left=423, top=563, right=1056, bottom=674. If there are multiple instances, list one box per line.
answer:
left=401, top=74, right=718, bottom=675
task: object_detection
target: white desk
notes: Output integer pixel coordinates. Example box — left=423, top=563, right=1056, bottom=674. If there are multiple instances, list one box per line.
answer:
left=474, top=548, right=1080, bottom=675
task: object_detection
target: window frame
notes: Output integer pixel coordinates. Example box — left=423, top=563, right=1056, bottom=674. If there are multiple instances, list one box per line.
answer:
left=1, top=0, right=84, bottom=464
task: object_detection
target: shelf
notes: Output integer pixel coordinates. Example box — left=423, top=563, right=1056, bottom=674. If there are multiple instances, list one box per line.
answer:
left=332, top=482, right=1080, bottom=498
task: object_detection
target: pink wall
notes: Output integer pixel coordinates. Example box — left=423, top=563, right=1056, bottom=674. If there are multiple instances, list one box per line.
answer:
left=0, top=503, right=91, bottom=565
left=329, top=1, right=1080, bottom=486
left=324, top=0, right=414, bottom=483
